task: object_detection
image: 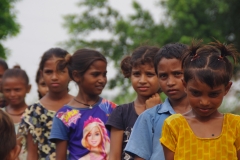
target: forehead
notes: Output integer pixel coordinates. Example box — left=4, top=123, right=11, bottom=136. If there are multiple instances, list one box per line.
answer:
left=158, top=58, right=182, bottom=72
left=186, top=78, right=225, bottom=91
left=43, top=57, right=62, bottom=69
left=88, top=60, right=107, bottom=70
left=3, top=77, right=26, bottom=86
left=132, top=63, right=154, bottom=70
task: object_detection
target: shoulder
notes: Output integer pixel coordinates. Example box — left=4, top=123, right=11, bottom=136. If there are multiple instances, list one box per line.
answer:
left=100, top=98, right=117, bottom=108
left=165, top=114, right=183, bottom=124
left=225, top=113, right=240, bottom=124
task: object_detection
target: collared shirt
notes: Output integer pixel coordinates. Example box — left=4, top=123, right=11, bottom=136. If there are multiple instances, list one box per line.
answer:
left=124, top=98, right=175, bottom=160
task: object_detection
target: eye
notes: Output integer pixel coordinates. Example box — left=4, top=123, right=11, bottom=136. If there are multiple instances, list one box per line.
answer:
left=190, top=90, right=201, bottom=97
left=209, top=92, right=220, bottom=98
left=158, top=73, right=167, bottom=79
left=132, top=71, right=140, bottom=76
left=174, top=72, right=183, bottom=77
left=146, top=72, right=156, bottom=77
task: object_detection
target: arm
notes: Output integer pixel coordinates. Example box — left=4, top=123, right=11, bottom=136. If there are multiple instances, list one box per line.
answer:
left=109, top=127, right=123, bottom=160
left=162, top=145, right=174, bottom=160
left=26, top=131, right=38, bottom=160
left=146, top=93, right=161, bottom=109
left=56, top=140, right=67, bottom=160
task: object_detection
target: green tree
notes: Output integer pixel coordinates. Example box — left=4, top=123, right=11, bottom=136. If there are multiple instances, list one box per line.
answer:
left=62, top=0, right=240, bottom=103
left=0, top=0, right=20, bottom=58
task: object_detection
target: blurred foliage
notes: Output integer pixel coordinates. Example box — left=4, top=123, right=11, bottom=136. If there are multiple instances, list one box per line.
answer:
left=62, top=0, right=240, bottom=103
left=0, top=0, right=20, bottom=58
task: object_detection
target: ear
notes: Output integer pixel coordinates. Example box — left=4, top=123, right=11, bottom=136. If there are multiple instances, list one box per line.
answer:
left=182, top=79, right=187, bottom=92
left=224, top=82, right=232, bottom=95
left=27, top=84, right=31, bottom=93
left=72, top=70, right=81, bottom=83
left=9, top=144, right=21, bottom=160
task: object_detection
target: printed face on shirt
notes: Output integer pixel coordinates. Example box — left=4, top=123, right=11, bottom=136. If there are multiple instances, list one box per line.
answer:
left=2, top=77, right=30, bottom=106
left=184, top=78, right=231, bottom=118
left=79, top=60, right=107, bottom=96
left=87, top=126, right=102, bottom=147
left=131, top=63, right=160, bottom=98
left=157, top=58, right=186, bottom=101
left=37, top=77, right=49, bottom=98
left=42, top=56, right=70, bottom=93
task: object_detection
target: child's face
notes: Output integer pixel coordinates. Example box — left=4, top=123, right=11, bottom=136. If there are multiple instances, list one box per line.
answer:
left=2, top=77, right=30, bottom=106
left=87, top=126, right=102, bottom=147
left=78, top=60, right=107, bottom=96
left=157, top=58, right=186, bottom=101
left=42, top=57, right=70, bottom=93
left=131, top=63, right=159, bottom=97
left=37, top=77, right=48, bottom=98
left=184, top=78, right=231, bottom=118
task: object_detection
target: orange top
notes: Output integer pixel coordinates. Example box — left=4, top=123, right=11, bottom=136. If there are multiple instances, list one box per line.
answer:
left=160, top=113, right=240, bottom=160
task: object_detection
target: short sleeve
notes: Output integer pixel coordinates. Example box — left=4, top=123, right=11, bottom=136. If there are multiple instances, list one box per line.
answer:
left=124, top=112, right=154, bottom=159
left=18, top=103, right=44, bottom=144
left=105, top=105, right=124, bottom=130
left=49, top=114, right=69, bottom=142
left=160, top=119, right=177, bottom=152
left=235, top=118, right=240, bottom=150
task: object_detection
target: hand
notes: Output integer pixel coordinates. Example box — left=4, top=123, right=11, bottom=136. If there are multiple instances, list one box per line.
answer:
left=146, top=93, right=161, bottom=109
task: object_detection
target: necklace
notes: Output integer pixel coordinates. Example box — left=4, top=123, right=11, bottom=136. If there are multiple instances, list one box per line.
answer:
left=74, top=98, right=99, bottom=109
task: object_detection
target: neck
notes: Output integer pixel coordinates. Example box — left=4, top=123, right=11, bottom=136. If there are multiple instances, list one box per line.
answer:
left=134, top=95, right=150, bottom=108
left=47, top=89, right=69, bottom=100
left=76, top=91, right=99, bottom=104
left=169, top=96, right=191, bottom=114
left=6, top=102, right=27, bottom=115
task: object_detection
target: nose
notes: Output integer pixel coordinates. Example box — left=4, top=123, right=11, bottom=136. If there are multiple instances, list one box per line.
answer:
left=139, top=74, right=147, bottom=84
left=10, top=90, right=16, bottom=96
left=98, top=75, right=107, bottom=84
left=167, top=76, right=175, bottom=87
left=51, top=72, right=58, bottom=81
left=199, top=97, right=210, bottom=106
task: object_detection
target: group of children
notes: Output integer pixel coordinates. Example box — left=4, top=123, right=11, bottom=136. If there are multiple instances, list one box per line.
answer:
left=0, top=39, right=239, bottom=160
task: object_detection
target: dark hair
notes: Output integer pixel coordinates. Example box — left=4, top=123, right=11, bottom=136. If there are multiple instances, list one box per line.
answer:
left=35, top=69, right=43, bottom=99
left=182, top=40, right=239, bottom=87
left=154, top=43, right=188, bottom=73
left=0, top=110, right=16, bottom=160
left=2, top=65, right=29, bottom=85
left=121, top=46, right=160, bottom=78
left=0, top=58, right=8, bottom=70
left=58, top=49, right=107, bottom=80
left=39, top=48, right=69, bottom=71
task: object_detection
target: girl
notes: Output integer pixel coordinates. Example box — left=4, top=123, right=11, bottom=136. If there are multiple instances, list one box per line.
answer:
left=49, top=49, right=117, bottom=160
left=160, top=40, right=240, bottom=159
left=0, top=109, right=21, bottom=160
left=18, top=48, right=73, bottom=160
left=0, top=58, right=9, bottom=108
left=106, top=46, right=161, bottom=160
left=35, top=69, right=48, bottom=99
left=1, top=66, right=30, bottom=160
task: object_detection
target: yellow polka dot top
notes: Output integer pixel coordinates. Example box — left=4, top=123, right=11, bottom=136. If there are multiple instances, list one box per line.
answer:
left=160, top=113, right=240, bottom=160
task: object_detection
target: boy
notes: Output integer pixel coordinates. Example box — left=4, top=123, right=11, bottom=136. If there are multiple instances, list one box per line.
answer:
left=124, top=43, right=191, bottom=160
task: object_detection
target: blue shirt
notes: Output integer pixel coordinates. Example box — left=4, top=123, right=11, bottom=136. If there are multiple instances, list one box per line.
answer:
left=124, top=98, right=175, bottom=160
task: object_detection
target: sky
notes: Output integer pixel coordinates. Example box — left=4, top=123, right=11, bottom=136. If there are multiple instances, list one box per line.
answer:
left=3, top=0, right=163, bottom=104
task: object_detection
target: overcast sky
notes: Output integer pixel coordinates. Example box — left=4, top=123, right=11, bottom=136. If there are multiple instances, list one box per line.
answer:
left=3, top=0, right=162, bottom=104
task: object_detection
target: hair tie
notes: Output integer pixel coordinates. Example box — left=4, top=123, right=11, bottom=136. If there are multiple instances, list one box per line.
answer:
left=191, top=54, right=200, bottom=61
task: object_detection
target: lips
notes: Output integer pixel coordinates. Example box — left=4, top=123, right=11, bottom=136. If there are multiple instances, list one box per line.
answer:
left=198, top=108, right=211, bottom=113
left=96, top=85, right=105, bottom=90
left=167, top=89, right=178, bottom=94
left=51, top=83, right=60, bottom=87
left=138, top=86, right=149, bottom=91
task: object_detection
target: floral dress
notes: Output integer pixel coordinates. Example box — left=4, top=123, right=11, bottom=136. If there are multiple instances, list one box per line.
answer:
left=18, top=101, right=56, bottom=160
